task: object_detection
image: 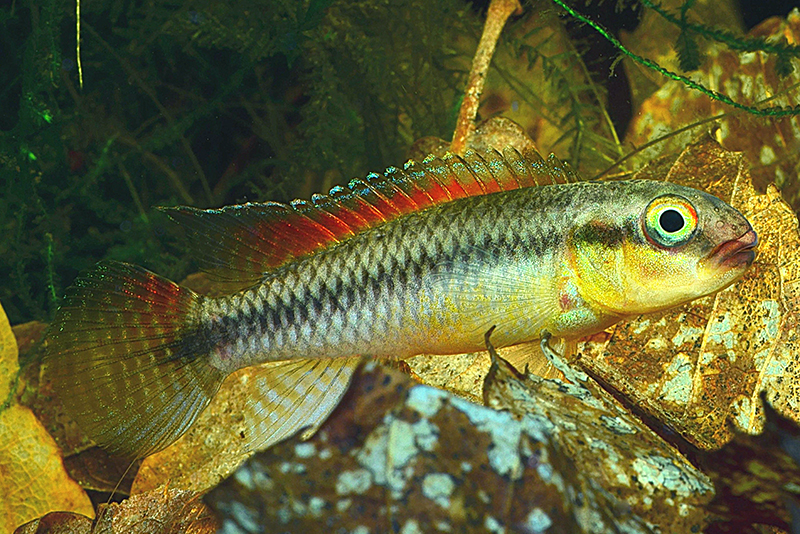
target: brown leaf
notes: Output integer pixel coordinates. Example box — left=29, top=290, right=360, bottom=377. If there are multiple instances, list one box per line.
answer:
left=207, top=358, right=713, bottom=533
left=580, top=136, right=800, bottom=449
left=131, top=365, right=265, bottom=495
left=483, top=337, right=714, bottom=532
left=13, top=512, right=92, bottom=534
left=697, top=393, right=800, bottom=531
left=24, top=334, right=139, bottom=497
left=0, top=302, right=19, bottom=404
left=624, top=10, right=800, bottom=211
left=618, top=0, right=744, bottom=111
left=404, top=338, right=565, bottom=402
left=92, top=488, right=217, bottom=534
left=0, top=302, right=94, bottom=534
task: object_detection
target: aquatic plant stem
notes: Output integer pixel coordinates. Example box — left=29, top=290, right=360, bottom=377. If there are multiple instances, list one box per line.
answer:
left=451, top=0, right=522, bottom=155
left=118, top=163, right=150, bottom=223
left=76, top=0, right=83, bottom=89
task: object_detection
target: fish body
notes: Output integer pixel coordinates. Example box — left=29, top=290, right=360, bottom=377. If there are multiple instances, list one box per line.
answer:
left=199, top=180, right=753, bottom=372
left=43, top=148, right=757, bottom=457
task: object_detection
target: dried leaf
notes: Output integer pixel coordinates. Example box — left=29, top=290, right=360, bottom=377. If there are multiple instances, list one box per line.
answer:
left=11, top=321, right=47, bottom=362
left=624, top=10, right=800, bottom=210
left=404, top=338, right=563, bottom=401
left=697, top=394, right=800, bottom=530
left=133, top=356, right=357, bottom=495
left=618, top=0, right=744, bottom=111
left=91, top=488, right=217, bottom=534
left=26, top=336, right=139, bottom=497
left=580, top=136, right=800, bottom=449
left=0, top=302, right=19, bottom=404
left=482, top=339, right=714, bottom=531
left=0, top=302, right=94, bottom=534
left=13, top=511, right=92, bottom=534
left=131, top=365, right=266, bottom=494
left=207, top=359, right=713, bottom=533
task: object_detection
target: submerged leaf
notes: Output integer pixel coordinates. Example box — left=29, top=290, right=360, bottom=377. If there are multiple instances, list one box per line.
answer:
left=92, top=488, right=216, bottom=534
left=580, top=136, right=800, bottom=449
left=0, top=302, right=93, bottom=534
left=132, top=357, right=358, bottom=494
left=698, top=394, right=800, bottom=530
left=207, top=355, right=714, bottom=533
left=624, top=10, right=800, bottom=211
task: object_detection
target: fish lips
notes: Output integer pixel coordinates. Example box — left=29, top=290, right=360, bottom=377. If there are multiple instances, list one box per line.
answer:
left=706, top=228, right=759, bottom=270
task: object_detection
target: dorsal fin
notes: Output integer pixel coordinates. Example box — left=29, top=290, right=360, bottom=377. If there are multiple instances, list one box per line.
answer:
left=161, top=147, right=576, bottom=286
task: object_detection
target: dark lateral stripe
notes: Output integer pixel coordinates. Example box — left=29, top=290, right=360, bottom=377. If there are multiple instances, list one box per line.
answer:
left=573, top=221, right=625, bottom=248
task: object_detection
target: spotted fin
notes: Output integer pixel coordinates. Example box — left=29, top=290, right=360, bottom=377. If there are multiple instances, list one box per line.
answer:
left=162, top=148, right=575, bottom=287
left=241, top=357, right=360, bottom=452
left=42, top=260, right=225, bottom=458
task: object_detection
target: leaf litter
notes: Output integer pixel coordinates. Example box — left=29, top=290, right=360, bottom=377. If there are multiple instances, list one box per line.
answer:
left=580, top=134, right=800, bottom=450
left=10, top=7, right=800, bottom=533
left=0, top=302, right=94, bottom=534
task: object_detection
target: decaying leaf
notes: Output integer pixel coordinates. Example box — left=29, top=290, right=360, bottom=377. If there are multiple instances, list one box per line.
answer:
left=26, top=331, right=140, bottom=497
left=697, top=393, right=800, bottom=531
left=482, top=336, right=714, bottom=532
left=207, top=351, right=717, bottom=533
left=17, top=488, right=219, bottom=534
left=13, top=511, right=92, bottom=534
left=133, top=356, right=358, bottom=495
left=131, top=364, right=267, bottom=495
left=624, top=9, right=800, bottom=211
left=580, top=136, right=800, bottom=450
left=404, top=337, right=565, bottom=402
left=1, top=302, right=19, bottom=405
left=91, top=488, right=218, bottom=534
left=618, top=0, right=744, bottom=112
left=0, top=302, right=94, bottom=534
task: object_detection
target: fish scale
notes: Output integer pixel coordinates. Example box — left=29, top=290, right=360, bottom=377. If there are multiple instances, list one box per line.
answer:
left=43, top=148, right=757, bottom=457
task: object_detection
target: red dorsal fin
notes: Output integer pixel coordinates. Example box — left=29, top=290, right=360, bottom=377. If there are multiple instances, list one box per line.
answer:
left=161, top=147, right=575, bottom=286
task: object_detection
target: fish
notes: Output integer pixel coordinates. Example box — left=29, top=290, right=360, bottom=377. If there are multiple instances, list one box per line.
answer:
left=42, top=147, right=758, bottom=458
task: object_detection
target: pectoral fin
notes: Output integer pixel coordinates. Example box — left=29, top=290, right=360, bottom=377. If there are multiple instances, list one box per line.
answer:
left=430, top=258, right=559, bottom=348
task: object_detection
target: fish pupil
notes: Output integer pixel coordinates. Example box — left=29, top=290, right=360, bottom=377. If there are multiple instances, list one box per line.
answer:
left=659, top=209, right=684, bottom=233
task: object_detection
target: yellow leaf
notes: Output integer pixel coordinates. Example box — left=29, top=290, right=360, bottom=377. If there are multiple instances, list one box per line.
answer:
left=0, top=301, right=93, bottom=533
left=0, top=300, right=18, bottom=404
left=580, top=137, right=800, bottom=449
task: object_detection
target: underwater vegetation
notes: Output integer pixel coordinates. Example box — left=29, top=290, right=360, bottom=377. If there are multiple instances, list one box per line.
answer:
left=2, top=0, right=800, bottom=532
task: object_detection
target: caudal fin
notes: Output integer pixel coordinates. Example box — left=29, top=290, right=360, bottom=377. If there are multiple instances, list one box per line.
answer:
left=43, top=260, right=225, bottom=458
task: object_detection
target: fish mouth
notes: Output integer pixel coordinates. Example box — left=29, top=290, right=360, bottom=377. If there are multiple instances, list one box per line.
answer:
left=707, top=228, right=758, bottom=270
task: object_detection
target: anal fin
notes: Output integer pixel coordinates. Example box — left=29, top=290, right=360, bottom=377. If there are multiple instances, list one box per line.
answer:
left=240, top=357, right=361, bottom=453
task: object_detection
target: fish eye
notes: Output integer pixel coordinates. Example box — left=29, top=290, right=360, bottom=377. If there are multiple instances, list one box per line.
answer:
left=643, top=195, right=698, bottom=248
left=659, top=209, right=684, bottom=233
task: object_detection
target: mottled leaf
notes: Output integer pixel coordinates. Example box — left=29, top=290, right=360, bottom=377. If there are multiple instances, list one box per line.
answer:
left=619, top=0, right=744, bottom=111
left=13, top=511, right=92, bottom=534
left=697, top=394, right=800, bottom=531
left=580, top=136, right=800, bottom=449
left=26, top=331, right=140, bottom=497
left=207, top=356, right=714, bottom=533
left=90, top=488, right=217, bottom=534
left=131, top=364, right=274, bottom=495
left=624, top=10, right=800, bottom=211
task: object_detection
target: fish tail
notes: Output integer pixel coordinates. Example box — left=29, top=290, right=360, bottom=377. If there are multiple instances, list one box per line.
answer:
left=43, top=260, right=225, bottom=458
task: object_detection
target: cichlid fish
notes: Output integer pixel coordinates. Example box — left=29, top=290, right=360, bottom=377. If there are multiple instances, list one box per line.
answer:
left=43, top=148, right=757, bottom=458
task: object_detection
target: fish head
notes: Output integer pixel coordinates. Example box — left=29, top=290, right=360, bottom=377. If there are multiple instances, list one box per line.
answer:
left=571, top=181, right=757, bottom=316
